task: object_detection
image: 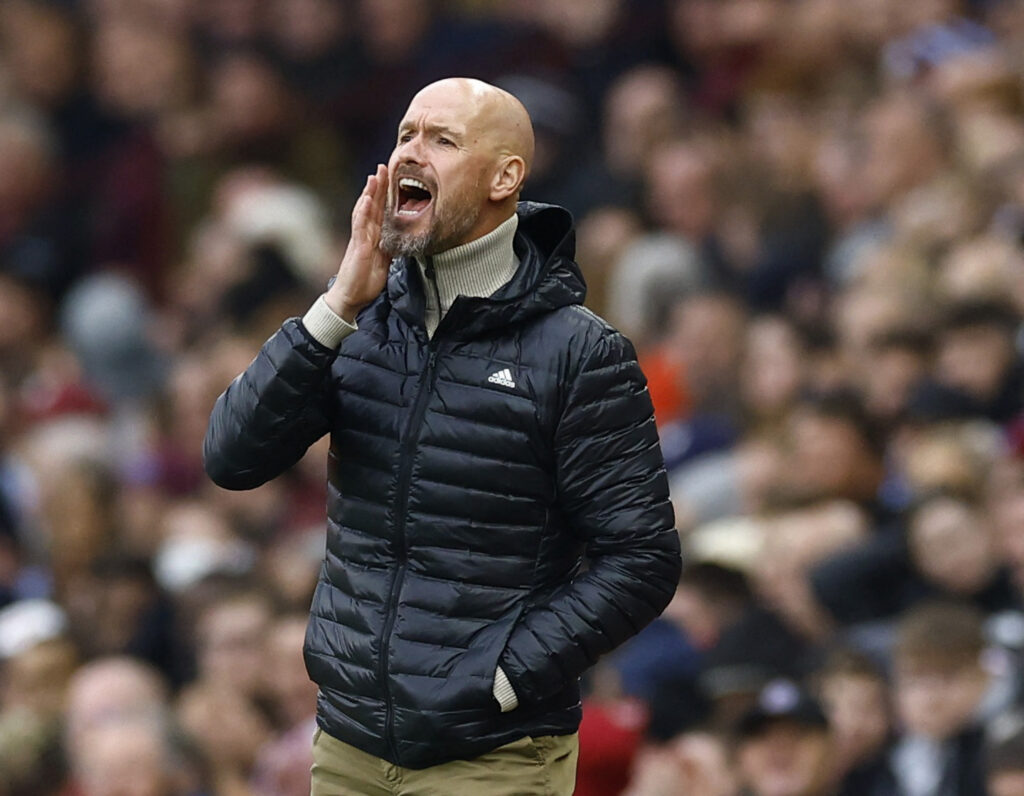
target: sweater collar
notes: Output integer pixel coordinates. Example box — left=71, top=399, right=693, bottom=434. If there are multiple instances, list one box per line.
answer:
left=416, top=214, right=519, bottom=316
left=388, top=203, right=585, bottom=341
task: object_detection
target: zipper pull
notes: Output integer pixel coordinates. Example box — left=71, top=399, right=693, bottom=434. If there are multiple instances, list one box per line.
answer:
left=424, top=348, right=439, bottom=393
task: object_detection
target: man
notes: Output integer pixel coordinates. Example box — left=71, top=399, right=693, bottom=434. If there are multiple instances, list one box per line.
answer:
left=733, top=680, right=837, bottom=796
left=203, top=77, right=681, bottom=794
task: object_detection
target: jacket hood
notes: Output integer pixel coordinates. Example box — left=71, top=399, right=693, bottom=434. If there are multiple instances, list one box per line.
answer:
left=388, top=202, right=586, bottom=340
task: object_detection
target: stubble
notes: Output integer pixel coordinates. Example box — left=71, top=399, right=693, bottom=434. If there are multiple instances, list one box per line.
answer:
left=380, top=180, right=482, bottom=258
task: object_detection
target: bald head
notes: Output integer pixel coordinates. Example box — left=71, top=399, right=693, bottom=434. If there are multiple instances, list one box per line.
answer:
left=383, top=78, right=535, bottom=255
left=411, top=77, right=535, bottom=176
left=65, top=657, right=169, bottom=761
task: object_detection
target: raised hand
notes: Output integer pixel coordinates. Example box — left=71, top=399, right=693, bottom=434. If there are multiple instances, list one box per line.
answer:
left=324, top=164, right=390, bottom=323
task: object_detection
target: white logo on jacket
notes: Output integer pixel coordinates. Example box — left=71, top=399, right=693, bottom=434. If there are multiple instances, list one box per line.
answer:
left=487, top=368, right=516, bottom=388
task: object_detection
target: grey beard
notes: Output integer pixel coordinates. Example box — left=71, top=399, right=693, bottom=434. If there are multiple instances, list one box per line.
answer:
left=380, top=192, right=481, bottom=258
left=380, top=221, right=430, bottom=258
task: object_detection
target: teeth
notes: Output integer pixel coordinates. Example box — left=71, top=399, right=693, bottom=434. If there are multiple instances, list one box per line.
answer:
left=399, top=178, right=429, bottom=192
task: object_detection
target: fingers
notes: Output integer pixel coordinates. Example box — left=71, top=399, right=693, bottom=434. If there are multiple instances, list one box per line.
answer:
left=351, top=173, right=373, bottom=228
left=352, top=164, right=389, bottom=233
left=371, top=163, right=388, bottom=219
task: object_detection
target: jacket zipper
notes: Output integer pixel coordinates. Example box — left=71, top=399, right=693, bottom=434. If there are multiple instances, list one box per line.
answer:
left=380, top=260, right=441, bottom=765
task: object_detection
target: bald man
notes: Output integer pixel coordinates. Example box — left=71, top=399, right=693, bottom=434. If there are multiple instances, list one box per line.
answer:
left=204, top=78, right=680, bottom=795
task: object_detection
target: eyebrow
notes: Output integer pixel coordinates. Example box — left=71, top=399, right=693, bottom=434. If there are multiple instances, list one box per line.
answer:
left=398, top=122, right=466, bottom=142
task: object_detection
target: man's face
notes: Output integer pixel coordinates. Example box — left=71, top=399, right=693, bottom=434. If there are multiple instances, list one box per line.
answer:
left=909, top=498, right=995, bottom=595
left=786, top=411, right=877, bottom=501
left=76, top=722, right=169, bottom=796
left=197, top=597, right=270, bottom=696
left=893, top=660, right=987, bottom=740
left=736, top=721, right=833, bottom=796
left=382, top=83, right=496, bottom=257
left=937, top=324, right=1014, bottom=402
left=819, top=674, right=889, bottom=771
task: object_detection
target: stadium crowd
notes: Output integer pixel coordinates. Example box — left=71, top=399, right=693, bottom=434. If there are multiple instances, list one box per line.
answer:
left=1, top=0, right=1024, bottom=793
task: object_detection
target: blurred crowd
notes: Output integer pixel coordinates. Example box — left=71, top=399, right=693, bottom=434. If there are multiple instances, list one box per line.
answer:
left=1, top=0, right=1024, bottom=794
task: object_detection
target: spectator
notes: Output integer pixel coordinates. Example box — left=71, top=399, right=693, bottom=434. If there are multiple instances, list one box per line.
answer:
left=176, top=682, right=270, bottom=796
left=813, top=648, right=892, bottom=791
left=859, top=326, right=934, bottom=427
left=189, top=583, right=273, bottom=700
left=0, top=110, right=72, bottom=300
left=72, top=712, right=205, bottom=796
left=64, top=656, right=170, bottom=770
left=731, top=679, right=836, bottom=796
left=623, top=730, right=736, bottom=796
left=865, top=601, right=992, bottom=795
left=779, top=390, right=886, bottom=508
left=908, top=490, right=1016, bottom=612
left=932, top=299, right=1023, bottom=423
left=615, top=562, right=752, bottom=735
left=739, top=314, right=806, bottom=428
left=250, top=614, right=317, bottom=796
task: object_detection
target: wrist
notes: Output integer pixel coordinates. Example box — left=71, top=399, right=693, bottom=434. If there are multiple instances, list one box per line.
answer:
left=302, top=295, right=357, bottom=349
left=493, top=666, right=519, bottom=713
left=322, top=289, right=360, bottom=324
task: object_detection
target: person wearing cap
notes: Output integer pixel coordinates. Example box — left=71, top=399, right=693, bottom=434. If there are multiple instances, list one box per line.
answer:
left=733, top=679, right=837, bottom=796
left=203, top=77, right=680, bottom=794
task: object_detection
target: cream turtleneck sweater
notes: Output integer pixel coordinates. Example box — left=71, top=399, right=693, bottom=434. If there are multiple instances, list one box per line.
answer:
left=302, top=214, right=520, bottom=346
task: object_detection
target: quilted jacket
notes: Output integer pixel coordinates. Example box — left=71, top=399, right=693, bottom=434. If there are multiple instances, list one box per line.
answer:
left=203, top=202, right=681, bottom=768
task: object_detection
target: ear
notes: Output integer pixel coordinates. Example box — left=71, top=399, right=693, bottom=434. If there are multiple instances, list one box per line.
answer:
left=489, top=155, right=526, bottom=202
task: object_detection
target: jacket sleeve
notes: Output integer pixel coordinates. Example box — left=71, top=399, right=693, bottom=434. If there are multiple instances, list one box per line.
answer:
left=498, top=328, right=682, bottom=703
left=203, top=319, right=336, bottom=490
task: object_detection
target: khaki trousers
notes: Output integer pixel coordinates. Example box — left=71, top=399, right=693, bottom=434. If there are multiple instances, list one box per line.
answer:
left=311, top=726, right=578, bottom=796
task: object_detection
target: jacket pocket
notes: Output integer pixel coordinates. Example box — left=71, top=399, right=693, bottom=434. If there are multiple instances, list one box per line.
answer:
left=443, top=602, right=527, bottom=714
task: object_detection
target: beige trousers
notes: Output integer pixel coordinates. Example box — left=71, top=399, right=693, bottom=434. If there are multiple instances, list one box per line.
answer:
left=310, top=726, right=578, bottom=796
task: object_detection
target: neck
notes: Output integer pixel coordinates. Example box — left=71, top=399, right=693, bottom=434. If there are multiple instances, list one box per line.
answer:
left=417, top=214, right=519, bottom=337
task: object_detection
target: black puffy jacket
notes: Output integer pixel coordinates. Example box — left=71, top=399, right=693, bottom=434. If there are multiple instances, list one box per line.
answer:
left=204, top=203, right=680, bottom=768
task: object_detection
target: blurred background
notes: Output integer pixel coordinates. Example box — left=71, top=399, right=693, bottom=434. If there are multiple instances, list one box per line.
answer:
left=0, top=0, right=1024, bottom=794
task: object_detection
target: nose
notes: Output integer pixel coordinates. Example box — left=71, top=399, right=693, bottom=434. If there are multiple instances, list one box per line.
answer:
left=395, top=133, right=427, bottom=166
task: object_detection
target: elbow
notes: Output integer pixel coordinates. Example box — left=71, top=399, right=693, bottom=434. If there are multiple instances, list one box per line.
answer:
left=202, top=435, right=265, bottom=491
left=203, top=453, right=251, bottom=491
left=203, top=457, right=265, bottom=491
left=650, top=528, right=683, bottom=609
left=666, top=527, right=683, bottom=580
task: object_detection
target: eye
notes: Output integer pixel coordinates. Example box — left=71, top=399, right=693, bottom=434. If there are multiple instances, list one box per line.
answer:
left=399, top=131, right=414, bottom=143
left=438, top=136, right=454, bottom=147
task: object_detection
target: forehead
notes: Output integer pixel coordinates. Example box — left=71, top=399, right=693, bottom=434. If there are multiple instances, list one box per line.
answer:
left=399, top=83, right=487, bottom=131
left=914, top=498, right=973, bottom=528
left=894, top=657, right=971, bottom=678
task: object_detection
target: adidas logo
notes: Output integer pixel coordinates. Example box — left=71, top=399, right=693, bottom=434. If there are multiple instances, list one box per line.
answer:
left=487, top=368, right=516, bottom=388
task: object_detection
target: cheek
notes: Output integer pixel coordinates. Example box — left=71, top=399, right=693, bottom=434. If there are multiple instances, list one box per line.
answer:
left=944, top=680, right=983, bottom=715
left=736, top=745, right=763, bottom=775
left=896, top=686, right=932, bottom=721
left=796, top=739, right=830, bottom=776
left=916, top=543, right=959, bottom=580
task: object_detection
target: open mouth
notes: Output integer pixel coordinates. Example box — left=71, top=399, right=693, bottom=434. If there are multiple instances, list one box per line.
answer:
left=397, top=177, right=433, bottom=216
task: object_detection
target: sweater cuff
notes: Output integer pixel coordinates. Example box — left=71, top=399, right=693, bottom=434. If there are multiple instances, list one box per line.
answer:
left=301, top=295, right=357, bottom=349
left=493, top=666, right=519, bottom=713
